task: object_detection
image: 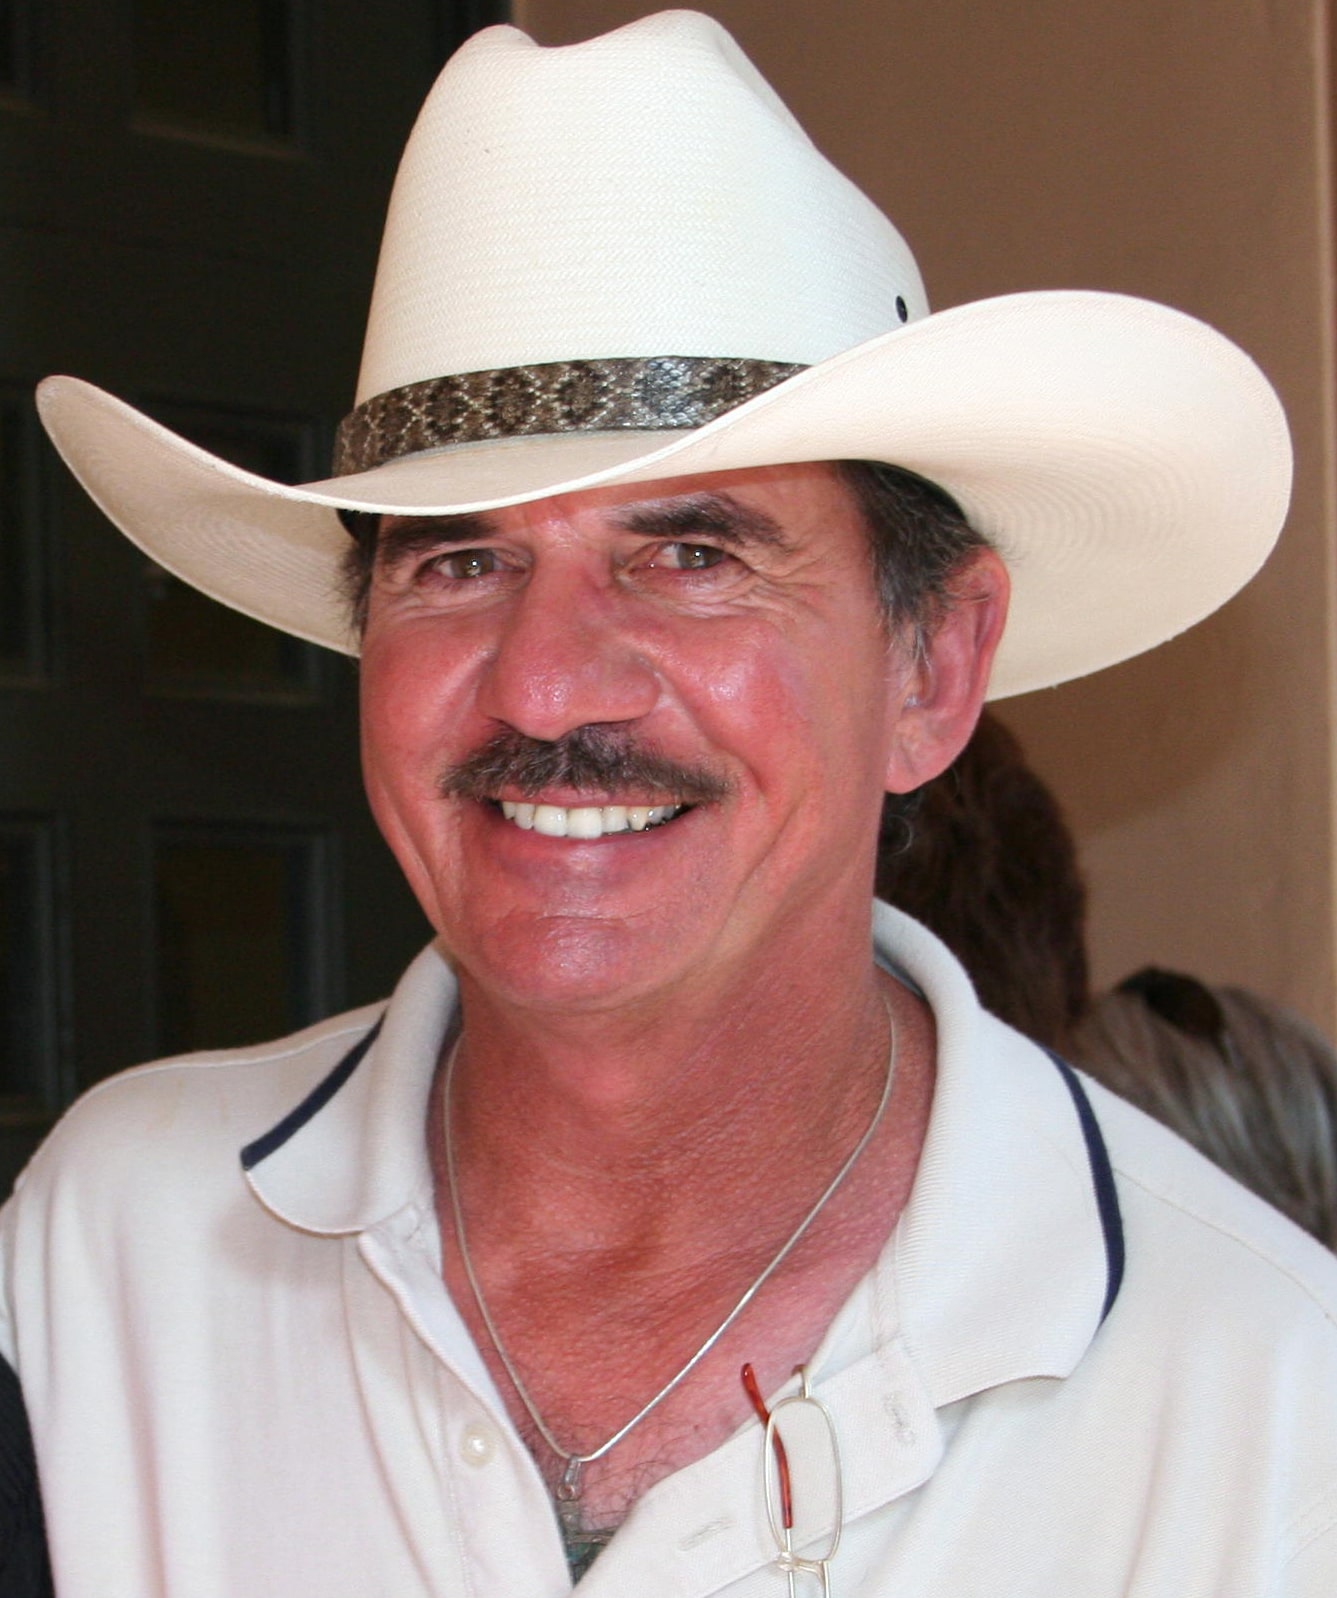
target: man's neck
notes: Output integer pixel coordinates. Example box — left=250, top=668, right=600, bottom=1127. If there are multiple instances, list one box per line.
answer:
left=442, top=957, right=912, bottom=1255
left=428, top=953, right=938, bottom=1532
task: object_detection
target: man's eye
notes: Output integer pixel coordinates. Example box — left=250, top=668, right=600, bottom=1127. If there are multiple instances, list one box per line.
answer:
left=435, top=549, right=504, bottom=580
left=658, top=542, right=728, bottom=571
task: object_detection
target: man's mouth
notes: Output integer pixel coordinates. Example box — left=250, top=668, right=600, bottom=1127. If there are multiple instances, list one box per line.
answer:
left=495, top=800, right=687, bottom=838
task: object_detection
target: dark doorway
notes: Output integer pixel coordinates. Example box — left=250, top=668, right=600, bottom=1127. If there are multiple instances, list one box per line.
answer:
left=0, top=0, right=507, bottom=1188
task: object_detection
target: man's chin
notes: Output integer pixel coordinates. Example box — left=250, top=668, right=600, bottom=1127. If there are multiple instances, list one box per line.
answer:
left=452, top=911, right=704, bottom=1018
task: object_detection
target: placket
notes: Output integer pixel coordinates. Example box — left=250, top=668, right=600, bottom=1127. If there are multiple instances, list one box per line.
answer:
left=353, top=1202, right=574, bottom=1598
left=351, top=1193, right=945, bottom=1598
left=574, top=1340, right=944, bottom=1598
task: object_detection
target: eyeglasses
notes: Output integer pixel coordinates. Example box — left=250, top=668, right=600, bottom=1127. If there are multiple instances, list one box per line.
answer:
left=742, top=1362, right=843, bottom=1596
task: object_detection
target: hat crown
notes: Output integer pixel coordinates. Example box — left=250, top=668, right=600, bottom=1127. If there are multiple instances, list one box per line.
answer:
left=355, top=10, right=926, bottom=403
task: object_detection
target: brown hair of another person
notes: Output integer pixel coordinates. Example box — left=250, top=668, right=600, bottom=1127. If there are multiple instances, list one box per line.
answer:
left=876, top=711, right=1089, bottom=1052
left=1072, top=973, right=1337, bottom=1248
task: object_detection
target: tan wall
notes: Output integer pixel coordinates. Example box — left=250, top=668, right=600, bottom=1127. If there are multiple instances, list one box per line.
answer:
left=516, top=0, right=1337, bottom=1032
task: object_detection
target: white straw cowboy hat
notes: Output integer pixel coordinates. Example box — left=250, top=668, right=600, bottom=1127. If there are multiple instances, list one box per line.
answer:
left=36, top=9, right=1290, bottom=700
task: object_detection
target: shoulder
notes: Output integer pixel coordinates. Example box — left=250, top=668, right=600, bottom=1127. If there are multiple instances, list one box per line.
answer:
left=0, top=1003, right=385, bottom=1345
left=17, top=1002, right=384, bottom=1191
left=1084, top=1068, right=1337, bottom=1338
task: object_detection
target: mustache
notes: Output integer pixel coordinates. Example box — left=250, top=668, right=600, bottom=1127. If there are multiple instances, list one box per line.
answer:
left=438, top=725, right=733, bottom=805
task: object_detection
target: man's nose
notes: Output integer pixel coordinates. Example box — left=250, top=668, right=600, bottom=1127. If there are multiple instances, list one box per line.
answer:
left=476, top=571, right=661, bottom=742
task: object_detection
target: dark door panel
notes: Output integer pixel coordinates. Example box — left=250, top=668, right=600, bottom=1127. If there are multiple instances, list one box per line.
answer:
left=0, top=0, right=506, bottom=1188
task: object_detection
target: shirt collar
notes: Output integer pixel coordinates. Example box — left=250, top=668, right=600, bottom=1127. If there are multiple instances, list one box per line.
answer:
left=243, top=941, right=459, bottom=1234
left=243, top=907, right=1113, bottom=1401
left=869, top=901, right=1113, bottom=1403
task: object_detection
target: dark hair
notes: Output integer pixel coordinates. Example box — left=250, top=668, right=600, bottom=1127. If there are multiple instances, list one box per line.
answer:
left=876, top=711, right=1090, bottom=1051
left=1071, top=975, right=1337, bottom=1248
left=339, top=509, right=379, bottom=635
left=833, top=459, right=990, bottom=646
left=336, top=458, right=990, bottom=639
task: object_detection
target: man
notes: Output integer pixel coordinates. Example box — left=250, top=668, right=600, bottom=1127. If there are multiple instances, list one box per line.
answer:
left=6, top=11, right=1334, bottom=1595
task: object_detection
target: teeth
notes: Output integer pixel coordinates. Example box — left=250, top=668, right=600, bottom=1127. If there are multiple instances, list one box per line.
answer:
left=565, top=807, right=604, bottom=840
left=496, top=800, right=683, bottom=838
left=532, top=804, right=568, bottom=837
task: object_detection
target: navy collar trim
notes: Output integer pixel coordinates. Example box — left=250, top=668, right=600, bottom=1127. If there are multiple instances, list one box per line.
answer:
left=240, top=1016, right=385, bottom=1172
left=237, top=1021, right=1125, bottom=1326
left=1046, top=1049, right=1125, bottom=1323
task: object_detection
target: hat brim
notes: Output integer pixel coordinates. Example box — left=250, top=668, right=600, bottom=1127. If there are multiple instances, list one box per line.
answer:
left=36, top=289, right=1290, bottom=700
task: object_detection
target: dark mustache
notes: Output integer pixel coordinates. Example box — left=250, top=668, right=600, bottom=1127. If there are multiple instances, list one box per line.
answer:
left=439, top=725, right=733, bottom=805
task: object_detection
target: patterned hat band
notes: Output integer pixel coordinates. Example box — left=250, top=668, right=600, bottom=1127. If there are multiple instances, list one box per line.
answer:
left=332, top=355, right=807, bottom=476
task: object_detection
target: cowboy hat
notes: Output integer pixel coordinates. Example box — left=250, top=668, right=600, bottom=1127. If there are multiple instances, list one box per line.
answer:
left=34, top=9, right=1291, bottom=699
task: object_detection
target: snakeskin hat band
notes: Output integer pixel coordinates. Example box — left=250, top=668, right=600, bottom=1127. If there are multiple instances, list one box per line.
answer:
left=33, top=10, right=1290, bottom=698
left=331, top=357, right=807, bottom=477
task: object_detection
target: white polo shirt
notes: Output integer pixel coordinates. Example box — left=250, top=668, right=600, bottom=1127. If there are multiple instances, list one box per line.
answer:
left=2, top=904, right=1336, bottom=1595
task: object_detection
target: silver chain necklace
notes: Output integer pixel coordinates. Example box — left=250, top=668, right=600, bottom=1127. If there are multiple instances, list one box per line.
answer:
left=442, top=997, right=898, bottom=1533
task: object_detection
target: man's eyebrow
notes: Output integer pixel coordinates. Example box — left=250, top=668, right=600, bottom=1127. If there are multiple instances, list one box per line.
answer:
left=372, top=492, right=794, bottom=567
left=610, top=492, right=794, bottom=550
left=374, top=513, right=501, bottom=567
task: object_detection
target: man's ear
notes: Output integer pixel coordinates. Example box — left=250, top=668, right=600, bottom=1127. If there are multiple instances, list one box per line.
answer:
left=883, top=548, right=1010, bottom=794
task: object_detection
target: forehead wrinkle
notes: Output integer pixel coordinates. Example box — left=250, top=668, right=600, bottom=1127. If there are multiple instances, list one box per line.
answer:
left=610, top=491, right=794, bottom=551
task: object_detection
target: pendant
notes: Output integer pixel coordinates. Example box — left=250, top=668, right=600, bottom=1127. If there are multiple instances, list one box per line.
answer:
left=554, top=1455, right=585, bottom=1534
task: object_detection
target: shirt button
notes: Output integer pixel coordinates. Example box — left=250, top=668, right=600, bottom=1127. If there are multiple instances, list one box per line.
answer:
left=460, top=1424, right=497, bottom=1466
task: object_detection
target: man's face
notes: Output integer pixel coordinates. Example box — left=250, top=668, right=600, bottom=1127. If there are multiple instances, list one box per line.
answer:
left=359, top=462, right=986, bottom=1015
